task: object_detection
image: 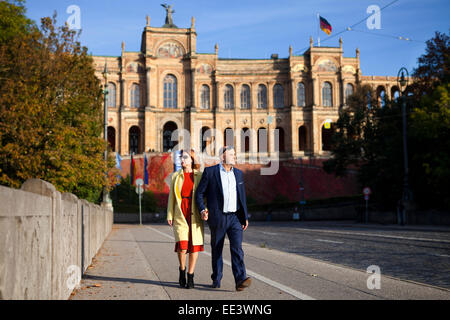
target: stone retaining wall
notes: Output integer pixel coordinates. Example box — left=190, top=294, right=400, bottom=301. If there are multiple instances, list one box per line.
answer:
left=0, top=179, right=113, bottom=300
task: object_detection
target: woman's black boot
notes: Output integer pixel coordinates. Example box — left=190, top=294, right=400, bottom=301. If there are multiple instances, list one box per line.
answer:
left=179, top=267, right=186, bottom=288
left=186, top=273, right=194, bottom=289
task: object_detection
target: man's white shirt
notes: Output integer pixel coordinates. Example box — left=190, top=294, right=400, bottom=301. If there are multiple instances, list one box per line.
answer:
left=219, top=163, right=237, bottom=213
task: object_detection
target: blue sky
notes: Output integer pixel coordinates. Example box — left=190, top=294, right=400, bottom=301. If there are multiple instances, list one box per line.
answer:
left=24, top=0, right=449, bottom=76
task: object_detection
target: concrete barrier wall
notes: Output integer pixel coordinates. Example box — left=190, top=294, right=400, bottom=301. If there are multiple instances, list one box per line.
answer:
left=0, top=179, right=113, bottom=300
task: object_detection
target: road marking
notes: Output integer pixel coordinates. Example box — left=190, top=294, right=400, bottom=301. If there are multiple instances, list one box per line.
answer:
left=295, top=228, right=450, bottom=244
left=315, top=239, right=344, bottom=244
left=261, top=231, right=279, bottom=236
left=431, top=254, right=450, bottom=258
left=146, top=225, right=316, bottom=300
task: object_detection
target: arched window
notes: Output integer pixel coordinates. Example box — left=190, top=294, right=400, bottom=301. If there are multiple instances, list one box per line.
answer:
left=129, top=126, right=140, bottom=154
left=345, top=83, right=354, bottom=104
left=322, top=82, right=332, bottom=107
left=224, top=85, right=234, bottom=109
left=297, top=83, right=306, bottom=107
left=130, top=84, right=140, bottom=108
left=298, top=126, right=307, bottom=151
left=240, top=85, right=251, bottom=109
left=164, top=74, right=177, bottom=109
left=273, top=84, right=284, bottom=108
left=107, top=82, right=116, bottom=108
left=257, top=84, right=267, bottom=109
left=200, top=85, right=210, bottom=109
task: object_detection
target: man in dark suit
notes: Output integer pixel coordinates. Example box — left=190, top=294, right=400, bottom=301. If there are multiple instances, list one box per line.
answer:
left=195, top=146, right=251, bottom=291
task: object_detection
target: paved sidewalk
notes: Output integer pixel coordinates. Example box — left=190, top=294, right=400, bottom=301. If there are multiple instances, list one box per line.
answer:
left=70, top=224, right=170, bottom=300
left=70, top=223, right=450, bottom=300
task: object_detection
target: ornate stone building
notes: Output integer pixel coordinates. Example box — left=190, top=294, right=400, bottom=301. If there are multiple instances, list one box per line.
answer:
left=93, top=15, right=400, bottom=160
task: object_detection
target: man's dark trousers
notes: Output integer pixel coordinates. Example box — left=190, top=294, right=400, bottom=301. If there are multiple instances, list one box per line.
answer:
left=195, top=164, right=249, bottom=286
left=210, top=213, right=246, bottom=284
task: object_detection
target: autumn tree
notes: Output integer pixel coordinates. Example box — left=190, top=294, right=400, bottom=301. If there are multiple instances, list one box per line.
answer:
left=0, top=1, right=115, bottom=203
left=408, top=31, right=450, bottom=209
left=323, top=85, right=405, bottom=207
left=411, top=31, right=449, bottom=96
left=0, top=0, right=36, bottom=42
left=324, top=31, right=450, bottom=210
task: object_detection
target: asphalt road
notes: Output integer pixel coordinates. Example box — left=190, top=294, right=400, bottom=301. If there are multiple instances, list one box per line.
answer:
left=238, top=221, right=450, bottom=289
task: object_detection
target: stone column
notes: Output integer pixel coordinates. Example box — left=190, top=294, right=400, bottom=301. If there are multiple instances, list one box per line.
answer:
left=191, top=68, right=196, bottom=109
left=120, top=78, right=125, bottom=108
left=146, top=67, right=151, bottom=108
left=338, top=72, right=344, bottom=108
left=268, top=81, right=274, bottom=111
left=122, top=79, right=128, bottom=108
left=291, top=79, right=297, bottom=107
left=312, top=77, right=319, bottom=107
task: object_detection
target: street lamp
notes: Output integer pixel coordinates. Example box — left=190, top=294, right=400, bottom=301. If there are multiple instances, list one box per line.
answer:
left=102, top=62, right=112, bottom=208
left=396, top=67, right=413, bottom=225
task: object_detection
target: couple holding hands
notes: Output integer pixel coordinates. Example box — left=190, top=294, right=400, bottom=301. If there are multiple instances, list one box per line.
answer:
left=166, top=146, right=252, bottom=291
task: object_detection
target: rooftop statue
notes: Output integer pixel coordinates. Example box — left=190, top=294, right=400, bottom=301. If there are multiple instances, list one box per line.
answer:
left=161, top=4, right=177, bottom=28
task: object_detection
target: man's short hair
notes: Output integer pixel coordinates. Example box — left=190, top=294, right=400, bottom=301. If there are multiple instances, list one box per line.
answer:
left=219, top=146, right=235, bottom=157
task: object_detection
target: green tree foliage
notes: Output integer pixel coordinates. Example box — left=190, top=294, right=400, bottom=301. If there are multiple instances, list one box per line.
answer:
left=409, top=31, right=450, bottom=208
left=411, top=31, right=449, bottom=96
left=324, top=31, right=450, bottom=210
left=0, top=0, right=36, bottom=42
left=0, top=1, right=115, bottom=203
left=323, top=85, right=404, bottom=207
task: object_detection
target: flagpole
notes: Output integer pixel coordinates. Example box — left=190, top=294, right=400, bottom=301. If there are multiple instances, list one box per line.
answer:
left=317, top=13, right=321, bottom=47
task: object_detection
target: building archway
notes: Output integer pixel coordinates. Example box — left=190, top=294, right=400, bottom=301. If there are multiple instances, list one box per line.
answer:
left=321, top=122, right=335, bottom=151
left=377, top=86, right=386, bottom=107
left=391, top=86, right=400, bottom=102
left=107, top=126, right=116, bottom=152
left=274, top=127, right=285, bottom=152
left=241, top=127, right=250, bottom=153
left=129, top=126, right=141, bottom=155
left=298, top=125, right=307, bottom=151
left=200, top=126, right=212, bottom=154
left=223, top=128, right=234, bottom=147
left=163, top=121, right=178, bottom=152
left=257, top=127, right=268, bottom=153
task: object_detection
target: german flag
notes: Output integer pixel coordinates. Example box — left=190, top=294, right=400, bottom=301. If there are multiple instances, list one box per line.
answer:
left=320, top=16, right=332, bottom=35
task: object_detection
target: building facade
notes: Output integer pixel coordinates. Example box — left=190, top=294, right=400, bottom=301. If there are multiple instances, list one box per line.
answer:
left=93, top=15, right=400, bottom=160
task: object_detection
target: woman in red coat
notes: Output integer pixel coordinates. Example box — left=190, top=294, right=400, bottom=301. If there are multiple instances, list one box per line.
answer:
left=167, top=149, right=205, bottom=289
